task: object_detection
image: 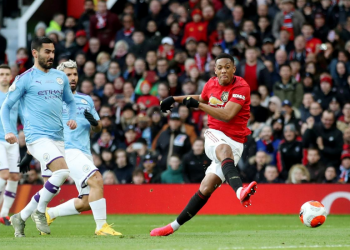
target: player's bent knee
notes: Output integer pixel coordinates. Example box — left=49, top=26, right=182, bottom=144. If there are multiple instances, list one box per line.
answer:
left=9, top=173, right=20, bottom=181
left=88, top=171, right=103, bottom=189
left=53, top=169, right=70, bottom=180
left=0, top=170, right=10, bottom=180
left=215, top=144, right=233, bottom=161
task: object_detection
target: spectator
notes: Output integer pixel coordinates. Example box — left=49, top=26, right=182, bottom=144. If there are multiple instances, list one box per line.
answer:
left=275, top=30, right=294, bottom=54
left=250, top=91, right=269, bottom=123
left=154, top=112, right=192, bottom=170
left=314, top=75, right=339, bottom=110
left=314, top=13, right=329, bottom=43
left=236, top=47, right=271, bottom=91
left=263, top=60, right=280, bottom=89
left=322, top=166, right=338, bottom=183
left=81, top=60, right=96, bottom=83
left=92, top=129, right=117, bottom=154
left=123, top=53, right=136, bottom=80
left=227, top=5, right=245, bottom=32
left=156, top=58, right=169, bottom=82
left=77, top=0, right=95, bottom=37
left=194, top=41, right=211, bottom=73
left=106, top=61, right=121, bottom=82
left=127, top=138, right=153, bottom=168
left=339, top=150, right=350, bottom=183
left=220, top=28, right=238, bottom=54
left=157, top=82, right=170, bottom=101
left=261, top=38, right=275, bottom=63
left=115, top=14, right=134, bottom=47
left=114, top=149, right=134, bottom=184
left=145, top=20, right=162, bottom=51
left=300, top=93, right=314, bottom=122
left=272, top=0, right=305, bottom=40
left=273, top=64, right=303, bottom=109
left=343, top=127, right=350, bottom=150
left=98, top=149, right=116, bottom=174
left=158, top=37, right=175, bottom=61
left=80, top=79, right=94, bottom=95
left=303, top=110, right=343, bottom=167
left=301, top=23, right=322, bottom=54
left=23, top=169, right=44, bottom=185
left=129, top=31, right=150, bottom=59
left=181, top=9, right=208, bottom=45
left=277, top=124, right=303, bottom=179
left=101, top=83, right=115, bottom=105
left=148, top=107, right=167, bottom=142
left=161, top=155, right=184, bottom=183
left=143, top=153, right=161, bottom=183
left=262, top=165, right=284, bottom=183
left=132, top=169, right=145, bottom=184
left=286, top=164, right=310, bottom=183
left=274, top=49, right=288, bottom=72
left=15, top=48, right=31, bottom=74
left=182, top=138, right=211, bottom=183
left=96, top=52, right=111, bottom=73
left=305, top=148, right=326, bottom=183
left=242, top=151, right=270, bottom=183
left=256, top=125, right=281, bottom=165
left=46, top=13, right=65, bottom=34
left=141, top=0, right=166, bottom=36
left=111, top=41, right=129, bottom=70
left=89, top=0, right=121, bottom=52
left=93, top=72, right=107, bottom=97
left=102, top=171, right=119, bottom=184
left=86, top=37, right=101, bottom=62
left=289, top=35, right=307, bottom=65
left=281, top=100, right=300, bottom=130
left=308, top=101, right=323, bottom=124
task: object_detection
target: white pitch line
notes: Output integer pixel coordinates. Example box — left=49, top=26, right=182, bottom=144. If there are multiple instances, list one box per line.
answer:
left=218, top=245, right=350, bottom=250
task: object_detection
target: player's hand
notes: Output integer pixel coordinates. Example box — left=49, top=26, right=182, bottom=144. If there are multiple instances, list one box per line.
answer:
left=316, top=137, right=324, bottom=150
left=182, top=97, right=199, bottom=108
left=306, top=116, right=315, bottom=129
left=160, top=96, right=175, bottom=113
left=18, top=153, right=33, bottom=174
left=67, top=120, right=77, bottom=130
left=5, top=133, right=17, bottom=144
left=84, top=110, right=98, bottom=126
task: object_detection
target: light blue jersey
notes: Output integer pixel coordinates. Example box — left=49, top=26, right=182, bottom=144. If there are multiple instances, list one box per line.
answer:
left=0, top=67, right=76, bottom=143
left=63, top=92, right=99, bottom=156
left=0, top=91, right=19, bottom=141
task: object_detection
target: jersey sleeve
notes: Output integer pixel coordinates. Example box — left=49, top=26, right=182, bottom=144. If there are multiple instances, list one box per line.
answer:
left=1, top=76, right=26, bottom=134
left=229, top=85, right=249, bottom=106
left=62, top=74, right=77, bottom=121
left=87, top=96, right=100, bottom=121
left=200, top=82, right=209, bottom=102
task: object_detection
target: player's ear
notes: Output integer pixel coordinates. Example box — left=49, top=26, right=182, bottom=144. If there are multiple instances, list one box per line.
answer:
left=32, top=49, right=38, bottom=59
left=232, top=65, right=236, bottom=74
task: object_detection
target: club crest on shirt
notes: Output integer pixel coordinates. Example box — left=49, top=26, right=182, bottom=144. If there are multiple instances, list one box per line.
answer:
left=56, top=77, right=63, bottom=85
left=221, top=92, right=229, bottom=102
left=43, top=153, right=50, bottom=162
left=81, top=99, right=88, bottom=104
left=82, top=165, right=91, bottom=173
left=9, top=83, right=16, bottom=92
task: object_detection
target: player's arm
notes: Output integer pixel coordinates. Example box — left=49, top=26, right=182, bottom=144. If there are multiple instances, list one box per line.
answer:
left=198, top=101, right=242, bottom=122
left=1, top=77, right=25, bottom=143
left=62, top=75, right=77, bottom=129
left=173, top=95, right=207, bottom=104
left=161, top=95, right=207, bottom=112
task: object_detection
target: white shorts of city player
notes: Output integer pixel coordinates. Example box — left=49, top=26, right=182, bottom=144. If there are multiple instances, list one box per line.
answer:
left=0, top=141, right=20, bottom=173
left=204, top=128, right=244, bottom=182
left=27, top=138, right=65, bottom=178
left=65, top=149, right=98, bottom=198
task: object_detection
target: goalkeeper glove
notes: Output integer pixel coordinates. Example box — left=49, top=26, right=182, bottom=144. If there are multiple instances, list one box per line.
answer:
left=84, top=110, right=98, bottom=126
left=160, top=96, right=175, bottom=113
left=18, top=153, right=33, bottom=174
left=182, top=97, right=199, bottom=108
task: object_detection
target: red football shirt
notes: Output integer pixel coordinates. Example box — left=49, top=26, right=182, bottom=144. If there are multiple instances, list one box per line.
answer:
left=244, top=64, right=258, bottom=91
left=200, top=76, right=251, bottom=143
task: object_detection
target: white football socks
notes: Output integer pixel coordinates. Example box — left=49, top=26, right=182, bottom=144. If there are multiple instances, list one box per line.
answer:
left=236, top=187, right=243, bottom=200
left=21, top=190, right=42, bottom=221
left=170, top=220, right=180, bottom=231
left=47, top=198, right=80, bottom=219
left=89, top=198, right=107, bottom=230
left=37, top=169, right=69, bottom=213
left=0, top=180, right=18, bottom=217
left=0, top=178, right=6, bottom=205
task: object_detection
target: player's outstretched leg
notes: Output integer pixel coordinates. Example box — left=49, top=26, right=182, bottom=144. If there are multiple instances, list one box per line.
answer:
left=150, top=174, right=222, bottom=236
left=217, top=144, right=257, bottom=207
left=46, top=197, right=81, bottom=225
left=0, top=174, right=19, bottom=226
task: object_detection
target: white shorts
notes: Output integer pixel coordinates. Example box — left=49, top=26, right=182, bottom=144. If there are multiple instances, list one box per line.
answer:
left=65, top=149, right=98, bottom=197
left=27, top=138, right=65, bottom=177
left=0, top=141, right=20, bottom=173
left=204, top=129, right=244, bottom=182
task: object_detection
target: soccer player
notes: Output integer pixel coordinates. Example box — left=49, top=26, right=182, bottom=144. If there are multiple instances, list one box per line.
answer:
left=0, top=64, right=20, bottom=226
left=44, top=60, right=121, bottom=235
left=150, top=53, right=257, bottom=236
left=1, top=37, right=77, bottom=237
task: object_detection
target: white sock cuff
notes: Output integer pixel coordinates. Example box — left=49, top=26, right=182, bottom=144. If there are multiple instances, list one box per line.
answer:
left=6, top=180, right=18, bottom=192
left=236, top=187, right=243, bottom=200
left=49, top=169, right=70, bottom=186
left=89, top=198, right=106, bottom=220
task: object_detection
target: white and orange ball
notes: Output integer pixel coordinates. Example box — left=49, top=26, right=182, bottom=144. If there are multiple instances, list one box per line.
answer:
left=299, top=201, right=327, bottom=228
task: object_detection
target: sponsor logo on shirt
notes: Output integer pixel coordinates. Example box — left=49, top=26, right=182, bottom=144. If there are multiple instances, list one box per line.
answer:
left=209, top=96, right=224, bottom=106
left=232, top=94, right=245, bottom=100
left=38, top=89, right=63, bottom=100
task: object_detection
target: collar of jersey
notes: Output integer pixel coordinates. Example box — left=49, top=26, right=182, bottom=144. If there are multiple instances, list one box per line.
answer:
left=32, top=66, right=51, bottom=75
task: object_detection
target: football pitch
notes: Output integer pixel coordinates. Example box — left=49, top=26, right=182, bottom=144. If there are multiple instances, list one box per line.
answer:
left=1, top=214, right=350, bottom=250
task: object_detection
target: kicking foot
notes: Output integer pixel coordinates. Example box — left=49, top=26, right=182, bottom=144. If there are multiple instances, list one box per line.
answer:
left=10, top=213, right=26, bottom=237
left=0, top=216, right=11, bottom=226
left=240, top=181, right=257, bottom=207
left=95, top=223, right=122, bottom=236
left=45, top=208, right=55, bottom=226
left=150, top=224, right=174, bottom=236
left=31, top=209, right=50, bottom=235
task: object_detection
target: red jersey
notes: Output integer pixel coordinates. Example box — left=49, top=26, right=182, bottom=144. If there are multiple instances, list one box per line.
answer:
left=306, top=38, right=322, bottom=54
left=200, top=76, right=251, bottom=143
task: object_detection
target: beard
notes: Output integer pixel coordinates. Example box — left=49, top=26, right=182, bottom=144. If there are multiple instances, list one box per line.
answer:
left=70, top=82, right=77, bottom=92
left=38, top=55, right=53, bottom=69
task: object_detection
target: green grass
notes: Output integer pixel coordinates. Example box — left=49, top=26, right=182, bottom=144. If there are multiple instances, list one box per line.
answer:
left=1, top=215, right=350, bottom=250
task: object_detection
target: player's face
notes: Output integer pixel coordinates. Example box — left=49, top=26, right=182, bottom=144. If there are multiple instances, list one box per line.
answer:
left=0, top=68, right=12, bottom=86
left=35, top=43, right=55, bottom=70
left=215, top=58, right=236, bottom=85
left=63, top=68, right=79, bottom=92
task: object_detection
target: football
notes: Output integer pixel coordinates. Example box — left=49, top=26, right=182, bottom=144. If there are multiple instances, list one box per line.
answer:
left=299, top=201, right=327, bottom=228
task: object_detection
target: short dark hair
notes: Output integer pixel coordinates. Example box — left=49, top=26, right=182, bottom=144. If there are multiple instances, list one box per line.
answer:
left=214, top=53, right=235, bottom=65
left=302, top=22, right=314, bottom=29
left=251, top=90, right=261, bottom=98
left=0, top=64, right=11, bottom=71
left=279, top=63, right=291, bottom=71
left=197, top=40, right=208, bottom=47
left=31, top=36, right=53, bottom=51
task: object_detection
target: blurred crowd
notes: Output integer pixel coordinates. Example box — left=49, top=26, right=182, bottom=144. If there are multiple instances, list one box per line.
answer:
left=2, top=0, right=350, bottom=185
